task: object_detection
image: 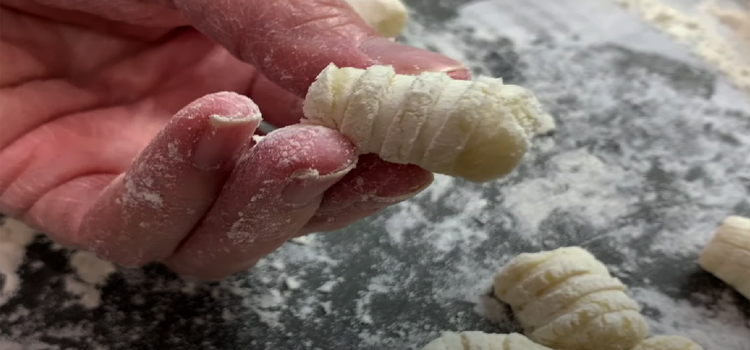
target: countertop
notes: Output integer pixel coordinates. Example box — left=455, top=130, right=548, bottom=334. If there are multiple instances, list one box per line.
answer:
left=1, top=0, right=749, bottom=349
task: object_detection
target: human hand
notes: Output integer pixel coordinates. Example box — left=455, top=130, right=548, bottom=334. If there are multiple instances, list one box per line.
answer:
left=0, top=0, right=469, bottom=280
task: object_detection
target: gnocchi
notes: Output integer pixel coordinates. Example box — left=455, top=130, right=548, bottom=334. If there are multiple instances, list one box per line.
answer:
left=492, top=247, right=650, bottom=350
left=343, top=0, right=409, bottom=38
left=302, top=63, right=554, bottom=183
left=421, top=331, right=553, bottom=350
left=699, top=215, right=750, bottom=300
left=631, top=336, right=704, bottom=350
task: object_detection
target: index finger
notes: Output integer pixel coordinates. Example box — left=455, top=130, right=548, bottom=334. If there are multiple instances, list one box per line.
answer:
left=168, top=0, right=470, bottom=97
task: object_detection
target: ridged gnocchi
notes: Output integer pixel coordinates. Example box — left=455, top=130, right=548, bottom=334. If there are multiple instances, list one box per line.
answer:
left=302, top=63, right=554, bottom=183
left=421, top=331, right=553, bottom=350
left=699, top=215, right=750, bottom=300
left=343, top=0, right=408, bottom=38
left=492, top=247, right=650, bottom=350
left=631, top=336, right=704, bottom=350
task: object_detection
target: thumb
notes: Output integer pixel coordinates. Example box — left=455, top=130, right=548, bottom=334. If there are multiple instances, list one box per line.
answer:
left=167, top=0, right=469, bottom=97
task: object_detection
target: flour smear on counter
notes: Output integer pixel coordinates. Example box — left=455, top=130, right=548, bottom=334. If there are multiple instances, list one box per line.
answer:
left=616, top=0, right=750, bottom=94
left=2, top=0, right=750, bottom=349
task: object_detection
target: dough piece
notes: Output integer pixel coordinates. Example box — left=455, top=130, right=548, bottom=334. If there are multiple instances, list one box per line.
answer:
left=421, top=331, right=554, bottom=350
left=493, top=247, right=650, bottom=350
left=343, top=0, right=408, bottom=38
left=699, top=215, right=750, bottom=300
left=302, top=63, right=553, bottom=183
left=631, top=336, right=704, bottom=350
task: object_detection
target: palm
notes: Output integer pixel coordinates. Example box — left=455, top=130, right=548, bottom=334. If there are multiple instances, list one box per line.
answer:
left=5, top=11, right=255, bottom=166
left=1, top=7, right=259, bottom=228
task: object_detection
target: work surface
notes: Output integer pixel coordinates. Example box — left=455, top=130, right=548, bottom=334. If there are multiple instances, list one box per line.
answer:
left=2, top=0, right=750, bottom=349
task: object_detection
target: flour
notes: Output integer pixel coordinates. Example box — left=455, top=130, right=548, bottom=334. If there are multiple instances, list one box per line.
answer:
left=0, top=218, right=37, bottom=307
left=384, top=201, right=426, bottom=244
left=501, top=150, right=641, bottom=238
left=69, top=251, right=116, bottom=286
left=63, top=276, right=102, bottom=309
left=355, top=292, right=374, bottom=324
left=617, top=0, right=750, bottom=93
left=122, top=177, right=163, bottom=208
left=632, top=288, right=750, bottom=349
left=61, top=251, right=117, bottom=309
left=285, top=276, right=302, bottom=290
left=316, top=279, right=339, bottom=293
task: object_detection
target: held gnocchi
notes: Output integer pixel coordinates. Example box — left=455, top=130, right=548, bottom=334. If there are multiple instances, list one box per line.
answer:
left=421, top=331, right=553, bottom=350
left=301, top=63, right=554, bottom=183
left=343, top=0, right=409, bottom=38
left=492, top=247, right=650, bottom=350
left=699, top=215, right=750, bottom=300
left=631, top=336, right=704, bottom=350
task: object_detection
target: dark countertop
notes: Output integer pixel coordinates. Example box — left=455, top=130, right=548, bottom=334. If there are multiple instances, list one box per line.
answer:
left=1, top=1, right=749, bottom=349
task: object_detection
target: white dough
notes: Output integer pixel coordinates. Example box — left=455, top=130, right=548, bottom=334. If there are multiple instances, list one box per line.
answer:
left=492, top=247, right=650, bottom=350
left=420, top=331, right=554, bottom=350
left=699, top=215, right=750, bottom=300
left=302, top=64, right=553, bottom=183
left=631, top=336, right=705, bottom=350
left=343, top=0, right=409, bottom=38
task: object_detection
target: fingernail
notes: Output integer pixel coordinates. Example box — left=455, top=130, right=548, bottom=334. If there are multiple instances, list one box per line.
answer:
left=193, top=113, right=260, bottom=169
left=282, top=163, right=355, bottom=205
left=359, top=37, right=470, bottom=77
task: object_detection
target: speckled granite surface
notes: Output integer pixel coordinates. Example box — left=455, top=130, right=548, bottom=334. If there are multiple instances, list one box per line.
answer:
left=1, top=1, right=749, bottom=349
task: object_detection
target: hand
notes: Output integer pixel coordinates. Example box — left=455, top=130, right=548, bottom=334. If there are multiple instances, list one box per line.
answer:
left=0, top=0, right=469, bottom=280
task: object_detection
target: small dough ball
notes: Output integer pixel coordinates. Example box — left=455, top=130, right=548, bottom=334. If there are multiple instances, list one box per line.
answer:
left=631, top=336, right=704, bottom=350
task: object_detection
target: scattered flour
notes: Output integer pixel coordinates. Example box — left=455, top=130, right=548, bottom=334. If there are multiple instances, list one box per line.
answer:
left=632, top=287, right=750, bottom=349
left=122, top=177, right=163, bottom=209
left=383, top=201, right=426, bottom=244
left=617, top=0, right=750, bottom=93
left=502, top=149, right=641, bottom=237
left=0, top=218, right=37, bottom=307
left=63, top=251, right=117, bottom=309
left=0, top=218, right=111, bottom=348
left=63, top=276, right=104, bottom=310
left=69, top=251, right=116, bottom=286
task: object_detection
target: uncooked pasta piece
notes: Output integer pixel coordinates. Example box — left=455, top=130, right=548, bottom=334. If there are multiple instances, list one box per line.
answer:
left=698, top=215, right=750, bottom=300
left=631, top=336, right=704, bottom=350
left=343, top=0, right=409, bottom=38
left=302, top=63, right=554, bottom=183
left=492, top=247, right=649, bottom=350
left=420, top=331, right=553, bottom=350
